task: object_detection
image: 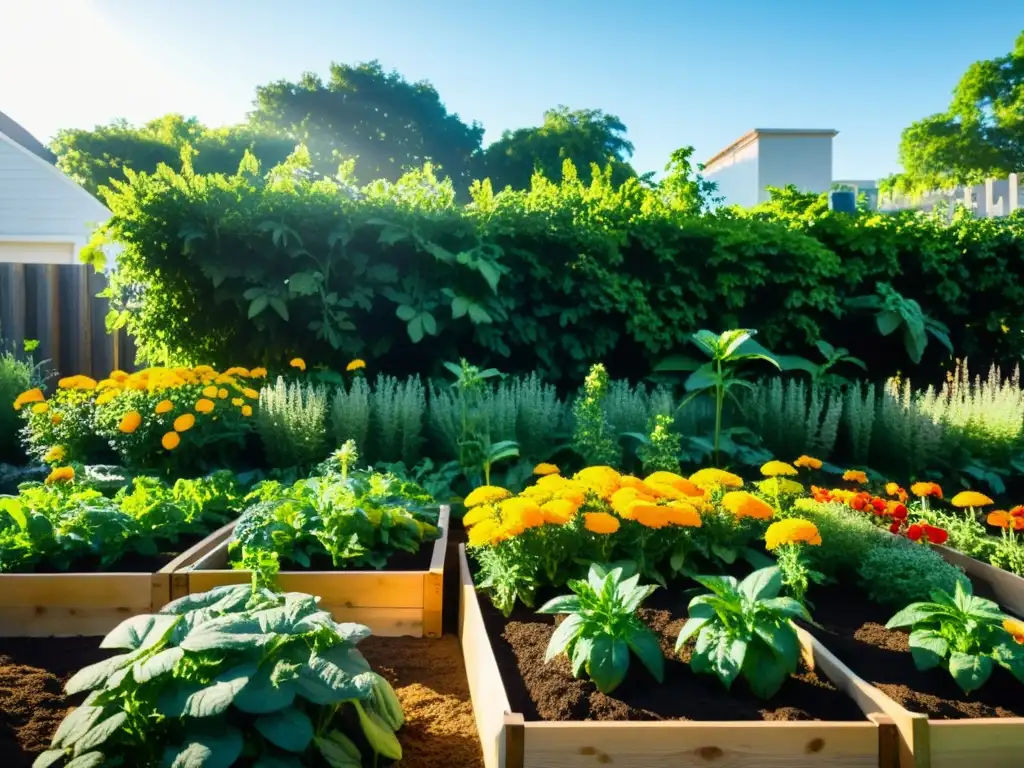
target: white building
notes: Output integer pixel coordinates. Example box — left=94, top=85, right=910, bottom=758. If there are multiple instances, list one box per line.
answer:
left=0, top=111, right=109, bottom=264
left=702, top=128, right=838, bottom=209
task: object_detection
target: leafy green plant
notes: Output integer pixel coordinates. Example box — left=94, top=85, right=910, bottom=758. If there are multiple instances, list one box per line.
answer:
left=0, top=338, right=43, bottom=464
left=675, top=566, right=808, bottom=698
left=538, top=563, right=664, bottom=694
left=886, top=580, right=1024, bottom=694
left=443, top=360, right=519, bottom=485
left=571, top=363, right=618, bottom=466
left=656, top=329, right=781, bottom=466
left=370, top=374, right=426, bottom=465
left=256, top=377, right=330, bottom=468
left=35, top=583, right=404, bottom=766
left=858, top=537, right=966, bottom=608
left=790, top=498, right=886, bottom=581
left=846, top=283, right=954, bottom=364
left=779, top=339, right=867, bottom=384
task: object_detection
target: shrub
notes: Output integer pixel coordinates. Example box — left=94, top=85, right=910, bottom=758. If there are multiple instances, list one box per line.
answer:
left=858, top=537, right=965, bottom=608
left=743, top=377, right=842, bottom=460
left=38, top=585, right=405, bottom=766
left=1, top=343, right=36, bottom=464
left=370, top=374, right=426, bottom=464
left=256, top=376, right=330, bottom=467
left=510, top=373, right=567, bottom=460
left=790, top=498, right=886, bottom=581
left=331, top=376, right=371, bottom=454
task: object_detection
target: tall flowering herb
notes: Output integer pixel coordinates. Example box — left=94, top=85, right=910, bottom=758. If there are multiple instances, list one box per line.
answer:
left=571, top=363, right=619, bottom=467
left=764, top=518, right=823, bottom=606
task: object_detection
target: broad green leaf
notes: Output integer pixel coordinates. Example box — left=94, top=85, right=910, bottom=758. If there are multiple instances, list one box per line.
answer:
left=395, top=304, right=417, bottom=322
left=693, top=573, right=740, bottom=598
left=334, top=623, right=372, bottom=644
left=64, top=754, right=105, bottom=768
left=420, top=311, right=437, bottom=336
left=571, top=635, right=593, bottom=677
left=467, top=303, right=493, bottom=324
left=0, top=497, right=27, bottom=530
left=451, top=296, right=470, bottom=319
left=316, top=730, right=363, bottom=768
left=876, top=309, right=902, bottom=337
left=478, top=260, right=501, bottom=292
left=775, top=355, right=818, bottom=375
left=255, top=707, right=314, bottom=753
left=296, top=657, right=374, bottom=704
left=675, top=603, right=715, bottom=651
left=710, top=543, right=737, bottom=564
left=248, top=295, right=269, bottom=319
left=233, top=663, right=296, bottom=714
left=73, top=713, right=127, bottom=755
left=66, top=655, right=131, bottom=695
left=992, top=641, right=1024, bottom=684
left=652, top=355, right=702, bottom=373
left=51, top=706, right=104, bottom=749
left=32, top=749, right=66, bottom=768
left=354, top=700, right=402, bottom=760
left=684, top=366, right=719, bottom=393
left=711, top=635, right=747, bottom=689
left=948, top=652, right=993, bottom=695
left=885, top=603, right=938, bottom=629
left=621, top=583, right=658, bottom=613
left=760, top=596, right=811, bottom=621
left=161, top=727, right=243, bottom=768
left=536, top=595, right=582, bottom=614
left=720, top=330, right=753, bottom=359
left=753, top=621, right=799, bottom=672
left=368, top=672, right=405, bottom=730
left=545, top=614, right=584, bottom=660
left=739, top=567, right=782, bottom=602
left=407, top=315, right=424, bottom=343
left=269, top=298, right=289, bottom=321
left=165, top=664, right=255, bottom=718
left=287, top=272, right=320, bottom=296
left=102, top=614, right=179, bottom=651
left=743, top=641, right=790, bottom=699
left=908, top=629, right=948, bottom=670
left=160, top=585, right=251, bottom=615
left=133, top=647, right=185, bottom=684
left=587, top=635, right=630, bottom=694
left=625, top=624, right=665, bottom=682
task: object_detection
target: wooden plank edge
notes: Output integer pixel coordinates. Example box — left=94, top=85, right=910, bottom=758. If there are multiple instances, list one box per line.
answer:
left=503, top=713, right=525, bottom=768
left=160, top=521, right=239, bottom=575
left=429, top=505, right=451, bottom=574
left=935, top=544, right=1024, bottom=618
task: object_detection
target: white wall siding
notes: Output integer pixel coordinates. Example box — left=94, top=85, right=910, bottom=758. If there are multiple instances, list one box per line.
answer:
left=704, top=141, right=760, bottom=209
left=0, top=241, right=75, bottom=264
left=0, top=134, right=109, bottom=240
left=756, top=134, right=834, bottom=202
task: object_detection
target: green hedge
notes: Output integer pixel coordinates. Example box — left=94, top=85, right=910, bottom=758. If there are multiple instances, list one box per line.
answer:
left=89, top=151, right=1024, bottom=386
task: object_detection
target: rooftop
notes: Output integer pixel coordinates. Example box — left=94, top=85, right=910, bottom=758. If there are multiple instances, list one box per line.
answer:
left=703, top=128, right=838, bottom=171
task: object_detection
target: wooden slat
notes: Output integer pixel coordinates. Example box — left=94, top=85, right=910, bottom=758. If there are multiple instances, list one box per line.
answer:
left=160, top=522, right=239, bottom=605
left=935, top=545, right=1024, bottom=617
left=423, top=505, right=450, bottom=638
left=459, top=545, right=512, bottom=768
left=0, top=607, right=142, bottom=638
left=188, top=569, right=426, bottom=609
left=0, top=573, right=153, bottom=608
left=929, top=720, right=1024, bottom=768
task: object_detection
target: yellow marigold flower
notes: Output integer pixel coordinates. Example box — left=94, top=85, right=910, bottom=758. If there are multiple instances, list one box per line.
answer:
left=910, top=481, right=943, bottom=499
left=31, top=402, right=49, bottom=414
left=765, top=518, right=822, bottom=550
left=161, top=431, right=181, bottom=450
left=13, top=388, right=45, bottom=410
left=250, top=367, right=267, bottom=378
left=573, top=466, right=621, bottom=500
left=689, top=468, right=744, bottom=490
left=464, top=485, right=512, bottom=508
left=96, top=390, right=120, bottom=405
left=217, top=388, right=229, bottom=399
left=533, top=462, right=560, bottom=476
left=645, top=471, right=704, bottom=497
left=192, top=365, right=215, bottom=376
left=43, top=446, right=66, bottom=463
left=242, top=387, right=259, bottom=399
left=498, top=498, right=545, bottom=537
left=620, top=475, right=667, bottom=498
left=610, top=487, right=652, bottom=519
left=223, top=367, right=250, bottom=377
left=109, top=370, right=129, bottom=383
left=721, top=491, right=774, bottom=521
left=842, top=470, right=868, bottom=484
left=195, top=398, right=215, bottom=414
left=155, top=400, right=174, bottom=414
left=885, top=482, right=900, bottom=496
left=761, top=460, right=798, bottom=477
left=633, top=504, right=670, bottom=529
left=794, top=455, right=822, bottom=470
left=558, top=486, right=586, bottom=508
left=290, top=358, right=306, bottom=371
left=50, top=414, right=62, bottom=425
left=663, top=502, right=702, bottom=527
left=45, top=466, right=75, bottom=484
left=1004, top=617, right=1024, bottom=645
left=241, top=405, right=253, bottom=417
left=173, top=413, right=196, bottom=432
left=346, top=359, right=367, bottom=372
left=119, top=411, right=142, bottom=434
left=951, top=491, right=993, bottom=508
left=463, top=504, right=498, bottom=528
left=467, top=518, right=501, bottom=548
left=202, top=385, right=218, bottom=398
left=231, top=397, right=244, bottom=407
left=757, top=478, right=805, bottom=496
left=541, top=498, right=577, bottom=524
left=584, top=512, right=620, bottom=535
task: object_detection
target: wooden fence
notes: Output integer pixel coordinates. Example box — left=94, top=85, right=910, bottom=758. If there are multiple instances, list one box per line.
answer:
left=0, top=262, right=136, bottom=379
left=878, top=172, right=1021, bottom=218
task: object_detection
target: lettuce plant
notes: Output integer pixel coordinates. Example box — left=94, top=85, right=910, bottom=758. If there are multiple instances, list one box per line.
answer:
left=675, top=566, right=809, bottom=698
left=886, top=579, right=1024, bottom=694
left=34, top=584, right=403, bottom=767
left=538, top=563, right=664, bottom=694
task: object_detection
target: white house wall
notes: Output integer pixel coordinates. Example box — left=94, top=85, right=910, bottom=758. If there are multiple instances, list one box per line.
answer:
left=756, top=134, right=833, bottom=202
left=704, top=141, right=760, bottom=209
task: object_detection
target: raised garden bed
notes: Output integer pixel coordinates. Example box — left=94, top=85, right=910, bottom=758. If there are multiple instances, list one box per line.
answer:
left=935, top=544, right=1024, bottom=618
left=184, top=505, right=450, bottom=638
left=0, top=521, right=235, bottom=637
left=803, top=583, right=1024, bottom=768
left=458, top=545, right=899, bottom=768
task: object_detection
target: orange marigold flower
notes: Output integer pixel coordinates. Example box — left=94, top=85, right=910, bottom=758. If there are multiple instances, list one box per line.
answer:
left=573, top=466, right=622, bottom=500
left=195, top=398, right=215, bottom=414
left=223, top=367, right=250, bottom=377
left=721, top=491, right=773, bottom=520
left=765, top=518, right=822, bottom=550
left=13, top=388, right=45, bottom=410
left=843, top=470, right=868, bottom=484
left=584, top=512, right=620, bottom=535
left=201, top=385, right=218, bottom=398
left=1004, top=617, right=1024, bottom=645
left=173, top=413, right=196, bottom=432
left=155, top=399, right=174, bottom=414
left=632, top=504, right=670, bottom=529
left=289, top=358, right=306, bottom=371
left=241, top=405, right=253, bottom=417
left=910, top=481, right=943, bottom=499
left=118, top=411, right=142, bottom=434
left=644, top=471, right=704, bottom=497
left=249, top=367, right=267, bottom=378
left=242, top=387, right=260, bottom=399
left=794, top=455, right=822, bottom=470
left=45, top=466, right=75, bottom=484
left=217, top=388, right=229, bottom=399
left=51, top=414, right=63, bottom=425
left=161, top=431, right=181, bottom=450
left=663, top=502, right=702, bottom=527
left=988, top=511, right=1013, bottom=529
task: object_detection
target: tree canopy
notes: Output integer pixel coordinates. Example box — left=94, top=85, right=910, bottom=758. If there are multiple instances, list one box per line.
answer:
left=884, top=31, right=1024, bottom=195
left=52, top=114, right=295, bottom=197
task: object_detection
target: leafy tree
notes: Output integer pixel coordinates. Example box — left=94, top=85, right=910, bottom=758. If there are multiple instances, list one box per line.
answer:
left=656, top=146, right=721, bottom=214
left=250, top=60, right=485, bottom=189
left=482, top=106, right=637, bottom=190
left=882, top=31, right=1024, bottom=195
left=51, top=114, right=295, bottom=197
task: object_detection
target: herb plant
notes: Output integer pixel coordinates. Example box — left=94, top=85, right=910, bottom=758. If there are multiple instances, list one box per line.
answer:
left=255, top=376, right=330, bottom=468
left=35, top=583, right=404, bottom=767
left=538, top=563, right=664, bottom=694
left=675, top=566, right=809, bottom=698
left=571, top=363, right=619, bottom=466
left=857, top=537, right=964, bottom=608
left=886, top=580, right=1024, bottom=694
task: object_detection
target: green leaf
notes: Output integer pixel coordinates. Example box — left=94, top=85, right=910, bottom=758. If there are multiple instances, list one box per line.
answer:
left=269, top=298, right=289, bottom=321
left=73, top=713, right=127, bottom=755
left=161, top=727, right=243, bottom=768
left=753, top=622, right=799, bottom=672
left=739, top=567, right=782, bottom=602
left=407, top=315, right=424, bottom=343
left=675, top=603, right=715, bottom=652
left=684, top=365, right=719, bottom=393
left=377, top=225, right=408, bottom=246
left=102, top=614, right=178, bottom=651
left=248, top=295, right=269, bottom=319
left=133, top=647, right=185, bottom=683
left=886, top=603, right=938, bottom=629
left=545, top=614, right=584, bottom=660
left=255, top=707, right=314, bottom=753
left=721, top=330, right=753, bottom=359
left=64, top=754, right=105, bottom=768
left=711, top=635, right=747, bottom=689
left=908, top=629, right=948, bottom=670
left=992, top=641, right=1024, bottom=684
left=296, top=655, right=375, bottom=704
left=948, top=652, right=993, bottom=695
left=233, top=664, right=297, bottom=714
left=587, top=635, right=630, bottom=694
left=65, top=655, right=130, bottom=695
left=420, top=311, right=437, bottom=336
left=354, top=700, right=402, bottom=760
left=395, top=305, right=417, bottom=322
left=0, top=498, right=27, bottom=530
left=51, top=706, right=104, bottom=749
left=316, top=730, right=363, bottom=768
left=743, top=641, right=790, bottom=699
left=165, top=664, right=255, bottom=718
left=451, top=296, right=470, bottom=319
left=876, top=309, right=902, bottom=337
left=537, top=595, right=582, bottom=614
left=570, top=635, right=593, bottom=677
left=467, top=303, right=492, bottom=324
left=625, top=624, right=665, bottom=682
left=760, top=596, right=811, bottom=621
left=32, top=749, right=66, bottom=768
left=692, top=573, right=740, bottom=597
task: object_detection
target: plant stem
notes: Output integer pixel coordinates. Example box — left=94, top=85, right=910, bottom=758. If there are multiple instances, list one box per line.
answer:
left=714, top=357, right=724, bottom=467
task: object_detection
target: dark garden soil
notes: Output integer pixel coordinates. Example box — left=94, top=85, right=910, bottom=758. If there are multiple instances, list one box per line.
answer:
left=802, top=584, right=1024, bottom=719
left=29, top=533, right=212, bottom=574
left=293, top=544, right=434, bottom=573
left=0, top=634, right=483, bottom=768
left=477, top=583, right=866, bottom=722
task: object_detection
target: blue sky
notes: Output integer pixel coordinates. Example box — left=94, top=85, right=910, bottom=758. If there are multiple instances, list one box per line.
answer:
left=2, top=0, right=1021, bottom=180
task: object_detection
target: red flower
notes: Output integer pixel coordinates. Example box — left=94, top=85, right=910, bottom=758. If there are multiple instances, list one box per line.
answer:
left=871, top=497, right=888, bottom=514
left=889, top=520, right=902, bottom=534
left=1011, top=505, right=1024, bottom=518
left=852, top=496, right=866, bottom=511
left=907, top=524, right=923, bottom=542
left=923, top=525, right=948, bottom=545
left=890, top=503, right=908, bottom=520
left=812, top=486, right=832, bottom=503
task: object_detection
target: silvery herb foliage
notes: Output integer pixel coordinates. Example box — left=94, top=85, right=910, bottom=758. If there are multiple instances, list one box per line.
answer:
left=35, top=584, right=404, bottom=767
